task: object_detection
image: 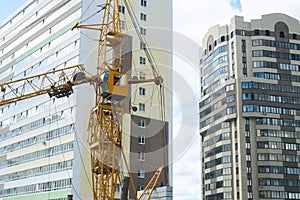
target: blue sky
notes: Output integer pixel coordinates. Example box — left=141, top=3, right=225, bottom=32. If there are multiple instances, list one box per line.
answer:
left=229, top=0, right=242, bottom=11
left=0, top=0, right=27, bottom=24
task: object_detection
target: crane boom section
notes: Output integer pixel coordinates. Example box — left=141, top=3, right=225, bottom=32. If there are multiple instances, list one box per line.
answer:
left=0, top=64, right=100, bottom=106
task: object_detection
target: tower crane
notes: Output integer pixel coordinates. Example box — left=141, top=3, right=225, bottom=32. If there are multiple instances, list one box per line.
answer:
left=0, top=0, right=166, bottom=199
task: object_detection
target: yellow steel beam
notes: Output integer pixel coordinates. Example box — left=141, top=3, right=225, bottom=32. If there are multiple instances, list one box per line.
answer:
left=0, top=64, right=100, bottom=106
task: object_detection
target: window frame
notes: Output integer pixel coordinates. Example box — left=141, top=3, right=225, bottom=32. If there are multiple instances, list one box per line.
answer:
left=138, top=135, right=146, bottom=144
left=138, top=151, right=145, bottom=161
left=141, top=0, right=147, bottom=7
left=140, top=13, right=147, bottom=21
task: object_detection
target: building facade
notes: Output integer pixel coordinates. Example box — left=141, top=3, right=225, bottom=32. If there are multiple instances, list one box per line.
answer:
left=0, top=0, right=172, bottom=199
left=118, top=1, right=172, bottom=199
left=199, top=13, right=300, bottom=200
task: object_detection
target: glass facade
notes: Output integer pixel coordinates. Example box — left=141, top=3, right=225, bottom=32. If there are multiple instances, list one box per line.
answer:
left=200, top=13, right=300, bottom=200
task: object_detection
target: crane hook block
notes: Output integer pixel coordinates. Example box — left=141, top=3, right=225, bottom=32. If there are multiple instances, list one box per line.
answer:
left=48, top=81, right=74, bottom=98
left=100, top=70, right=128, bottom=100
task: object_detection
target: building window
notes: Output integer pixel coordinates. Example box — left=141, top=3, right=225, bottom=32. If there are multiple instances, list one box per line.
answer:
left=140, top=42, right=146, bottom=50
left=225, top=84, right=234, bottom=91
left=265, top=30, right=270, bottom=36
left=223, top=180, right=231, bottom=187
left=140, top=13, right=147, bottom=21
left=141, top=0, right=147, bottom=7
left=224, top=192, right=232, bottom=199
left=139, top=87, right=146, bottom=96
left=139, top=56, right=146, bottom=64
left=139, top=72, right=146, bottom=79
left=119, top=5, right=125, bottom=14
left=138, top=186, right=144, bottom=191
left=254, top=29, right=260, bottom=35
left=221, top=35, right=225, bottom=42
left=138, top=169, right=145, bottom=178
left=280, top=31, right=285, bottom=38
left=246, top=143, right=251, bottom=149
left=242, top=51, right=246, bottom=58
left=248, top=192, right=253, bottom=198
left=247, top=167, right=252, bottom=173
left=138, top=152, right=145, bottom=161
left=139, top=103, right=145, bottom=111
left=140, top=27, right=146, bottom=35
left=241, top=39, right=246, bottom=47
left=138, top=135, right=145, bottom=144
left=139, top=119, right=146, bottom=128
left=116, top=184, right=120, bottom=192
left=241, top=30, right=246, bottom=36
left=231, top=41, right=234, bottom=49
left=246, top=154, right=251, bottom=161
left=293, top=33, right=297, bottom=39
left=120, top=20, right=125, bottom=29
left=231, top=31, right=234, bottom=38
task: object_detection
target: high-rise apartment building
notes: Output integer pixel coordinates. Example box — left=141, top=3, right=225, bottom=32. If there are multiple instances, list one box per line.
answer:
left=0, top=0, right=172, bottom=199
left=199, top=13, right=300, bottom=200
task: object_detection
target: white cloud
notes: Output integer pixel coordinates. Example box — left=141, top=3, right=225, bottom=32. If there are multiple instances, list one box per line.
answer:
left=173, top=0, right=237, bottom=43
left=240, top=0, right=300, bottom=21
left=172, top=124, right=201, bottom=200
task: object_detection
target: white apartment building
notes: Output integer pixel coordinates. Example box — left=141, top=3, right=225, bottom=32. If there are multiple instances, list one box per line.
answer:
left=0, top=0, right=172, bottom=199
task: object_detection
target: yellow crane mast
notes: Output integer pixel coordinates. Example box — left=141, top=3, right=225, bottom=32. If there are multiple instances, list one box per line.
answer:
left=75, top=1, right=127, bottom=199
left=0, top=0, right=165, bottom=199
left=75, top=0, right=164, bottom=199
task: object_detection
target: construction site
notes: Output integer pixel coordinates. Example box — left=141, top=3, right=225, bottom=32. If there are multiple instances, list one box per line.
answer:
left=0, top=0, right=173, bottom=199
